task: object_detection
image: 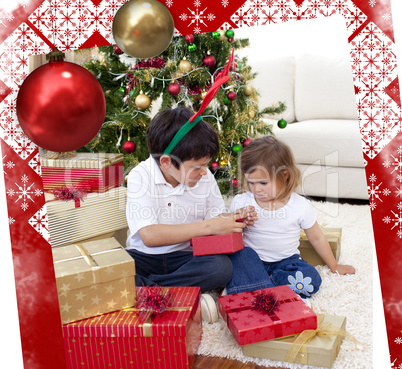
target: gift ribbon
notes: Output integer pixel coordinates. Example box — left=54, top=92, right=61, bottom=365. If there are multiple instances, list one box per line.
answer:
left=285, top=313, right=357, bottom=365
left=53, top=244, right=124, bottom=285
left=123, top=306, right=192, bottom=337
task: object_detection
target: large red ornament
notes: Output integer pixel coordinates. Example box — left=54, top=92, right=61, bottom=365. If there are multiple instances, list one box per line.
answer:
left=16, top=50, right=106, bottom=152
left=227, top=91, right=237, bottom=100
left=210, top=161, right=220, bottom=171
left=242, top=137, right=252, bottom=147
left=203, top=55, right=216, bottom=68
left=185, top=34, right=194, bottom=44
left=168, top=82, right=180, bottom=95
left=123, top=140, right=136, bottom=153
left=231, top=178, right=239, bottom=188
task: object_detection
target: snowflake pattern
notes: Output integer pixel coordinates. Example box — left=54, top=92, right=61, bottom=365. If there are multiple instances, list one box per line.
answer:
left=28, top=205, right=50, bottom=244
left=179, top=2, right=216, bottom=33
left=6, top=174, right=43, bottom=211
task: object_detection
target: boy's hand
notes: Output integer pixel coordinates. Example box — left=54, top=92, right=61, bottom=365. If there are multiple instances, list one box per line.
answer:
left=332, top=264, right=355, bottom=275
left=209, top=207, right=256, bottom=235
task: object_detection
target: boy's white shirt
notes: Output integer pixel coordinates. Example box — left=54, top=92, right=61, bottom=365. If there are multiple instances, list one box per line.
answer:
left=126, top=156, right=226, bottom=254
left=230, top=192, right=316, bottom=262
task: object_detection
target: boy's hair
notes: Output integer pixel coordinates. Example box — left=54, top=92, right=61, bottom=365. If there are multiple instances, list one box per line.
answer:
left=239, top=135, right=301, bottom=201
left=146, top=107, right=219, bottom=168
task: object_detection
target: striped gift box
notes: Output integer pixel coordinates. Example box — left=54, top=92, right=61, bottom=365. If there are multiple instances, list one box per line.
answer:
left=41, top=153, right=124, bottom=193
left=45, top=186, right=128, bottom=247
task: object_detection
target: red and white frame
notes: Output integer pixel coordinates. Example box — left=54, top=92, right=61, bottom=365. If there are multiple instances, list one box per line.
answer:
left=0, top=0, right=400, bottom=368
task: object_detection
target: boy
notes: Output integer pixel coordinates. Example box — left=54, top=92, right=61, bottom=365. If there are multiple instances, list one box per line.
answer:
left=125, top=107, right=251, bottom=299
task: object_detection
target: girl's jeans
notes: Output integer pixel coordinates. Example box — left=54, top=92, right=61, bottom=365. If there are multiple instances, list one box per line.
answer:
left=227, top=247, right=322, bottom=297
left=126, top=249, right=233, bottom=293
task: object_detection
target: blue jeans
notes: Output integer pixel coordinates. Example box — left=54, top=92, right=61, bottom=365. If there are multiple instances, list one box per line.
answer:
left=227, top=248, right=321, bottom=297
left=226, top=247, right=275, bottom=294
left=125, top=249, right=233, bottom=293
left=263, top=254, right=322, bottom=297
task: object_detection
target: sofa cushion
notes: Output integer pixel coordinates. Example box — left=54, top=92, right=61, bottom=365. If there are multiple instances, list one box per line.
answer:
left=269, top=119, right=365, bottom=168
left=249, top=56, right=296, bottom=123
left=294, top=54, right=358, bottom=122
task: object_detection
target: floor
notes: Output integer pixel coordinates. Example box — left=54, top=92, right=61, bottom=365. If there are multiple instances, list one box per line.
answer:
left=194, top=355, right=283, bottom=369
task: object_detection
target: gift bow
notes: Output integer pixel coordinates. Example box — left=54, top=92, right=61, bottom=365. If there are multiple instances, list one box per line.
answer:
left=164, top=48, right=234, bottom=155
left=285, top=314, right=357, bottom=365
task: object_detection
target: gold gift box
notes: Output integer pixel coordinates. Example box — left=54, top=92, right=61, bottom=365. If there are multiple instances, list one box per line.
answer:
left=299, top=227, right=341, bottom=266
left=52, top=237, right=136, bottom=324
left=242, top=314, right=347, bottom=368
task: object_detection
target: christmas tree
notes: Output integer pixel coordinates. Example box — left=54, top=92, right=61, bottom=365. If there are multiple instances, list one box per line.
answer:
left=80, top=30, right=286, bottom=196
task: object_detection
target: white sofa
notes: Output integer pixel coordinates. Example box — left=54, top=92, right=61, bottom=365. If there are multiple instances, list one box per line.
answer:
left=249, top=53, right=368, bottom=200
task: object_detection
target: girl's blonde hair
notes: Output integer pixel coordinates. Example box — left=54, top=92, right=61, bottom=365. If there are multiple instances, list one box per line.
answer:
left=239, top=135, right=301, bottom=201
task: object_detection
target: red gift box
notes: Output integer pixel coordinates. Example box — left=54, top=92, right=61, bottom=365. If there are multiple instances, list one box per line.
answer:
left=41, top=153, right=124, bottom=193
left=218, top=285, right=317, bottom=346
left=63, top=286, right=202, bottom=369
left=191, top=232, right=244, bottom=256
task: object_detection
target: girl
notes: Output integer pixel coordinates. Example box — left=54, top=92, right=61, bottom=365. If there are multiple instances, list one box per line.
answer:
left=228, top=135, right=355, bottom=297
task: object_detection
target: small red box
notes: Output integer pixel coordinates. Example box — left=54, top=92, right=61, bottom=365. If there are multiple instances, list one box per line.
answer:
left=63, top=287, right=202, bottom=369
left=191, top=232, right=244, bottom=256
left=218, top=285, right=317, bottom=346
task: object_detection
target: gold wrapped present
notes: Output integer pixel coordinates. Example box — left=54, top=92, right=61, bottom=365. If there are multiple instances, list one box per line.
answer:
left=242, top=314, right=354, bottom=368
left=52, top=237, right=136, bottom=324
left=299, top=227, right=341, bottom=266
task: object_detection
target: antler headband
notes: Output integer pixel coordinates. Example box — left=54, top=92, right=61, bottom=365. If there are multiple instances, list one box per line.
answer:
left=164, top=48, right=235, bottom=155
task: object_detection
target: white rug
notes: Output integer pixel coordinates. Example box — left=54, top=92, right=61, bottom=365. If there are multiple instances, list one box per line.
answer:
left=198, top=200, right=373, bottom=369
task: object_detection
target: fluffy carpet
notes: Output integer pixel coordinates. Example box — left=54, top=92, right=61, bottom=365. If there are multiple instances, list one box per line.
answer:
left=198, top=200, right=373, bottom=369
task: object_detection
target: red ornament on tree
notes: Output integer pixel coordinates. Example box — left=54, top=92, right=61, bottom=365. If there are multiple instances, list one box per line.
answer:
left=113, top=45, right=124, bottom=55
left=210, top=161, right=220, bottom=171
left=123, top=140, right=136, bottom=153
left=231, top=178, right=239, bottom=188
left=185, top=34, right=194, bottom=44
left=227, top=91, right=237, bottom=100
left=168, top=82, right=180, bottom=95
left=242, top=137, right=252, bottom=147
left=16, top=49, right=106, bottom=152
left=203, top=55, right=216, bottom=68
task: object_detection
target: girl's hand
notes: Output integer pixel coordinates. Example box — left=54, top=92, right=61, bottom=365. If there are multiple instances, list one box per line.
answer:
left=332, top=264, right=355, bottom=275
left=234, top=206, right=257, bottom=226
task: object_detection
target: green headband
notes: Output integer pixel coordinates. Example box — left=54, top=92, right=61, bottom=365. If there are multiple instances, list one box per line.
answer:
left=163, top=115, right=203, bottom=155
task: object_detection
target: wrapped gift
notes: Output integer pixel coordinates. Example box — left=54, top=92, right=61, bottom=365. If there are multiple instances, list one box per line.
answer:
left=63, top=286, right=202, bottom=369
left=45, top=186, right=127, bottom=247
left=41, top=152, right=124, bottom=193
left=191, top=232, right=244, bottom=256
left=53, top=237, right=136, bottom=324
left=242, top=314, right=352, bottom=368
left=299, top=227, right=341, bottom=266
left=218, top=286, right=317, bottom=346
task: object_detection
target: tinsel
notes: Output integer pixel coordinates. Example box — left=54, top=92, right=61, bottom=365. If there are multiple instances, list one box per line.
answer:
left=133, top=57, right=166, bottom=70
left=250, top=290, right=279, bottom=314
left=137, top=286, right=174, bottom=315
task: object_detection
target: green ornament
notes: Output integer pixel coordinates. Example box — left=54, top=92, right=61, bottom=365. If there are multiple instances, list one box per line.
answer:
left=224, top=96, right=231, bottom=105
left=188, top=43, right=197, bottom=52
left=119, top=86, right=125, bottom=93
left=277, top=119, right=287, bottom=129
left=129, top=89, right=135, bottom=97
left=212, top=31, right=220, bottom=39
left=232, top=144, right=242, bottom=154
left=225, top=29, right=235, bottom=39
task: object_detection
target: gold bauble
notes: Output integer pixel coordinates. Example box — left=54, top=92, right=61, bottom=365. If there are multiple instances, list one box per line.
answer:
left=112, top=0, right=174, bottom=59
left=219, top=30, right=227, bottom=41
left=249, top=108, right=255, bottom=119
left=219, top=159, right=228, bottom=167
left=135, top=93, right=151, bottom=109
left=243, top=84, right=254, bottom=96
left=178, top=59, right=192, bottom=74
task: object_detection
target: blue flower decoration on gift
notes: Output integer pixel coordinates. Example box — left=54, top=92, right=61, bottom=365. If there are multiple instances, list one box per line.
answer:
left=288, top=271, right=314, bottom=296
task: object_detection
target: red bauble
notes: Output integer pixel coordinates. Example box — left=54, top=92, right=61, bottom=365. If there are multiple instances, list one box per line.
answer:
left=203, top=55, right=216, bottom=68
left=16, top=58, right=106, bottom=152
left=113, top=45, right=124, bottom=55
left=227, top=91, right=237, bottom=100
left=210, top=161, right=220, bottom=171
left=242, top=137, right=252, bottom=147
left=123, top=140, right=136, bottom=153
left=231, top=178, right=239, bottom=188
left=185, top=34, right=194, bottom=44
left=168, top=82, right=180, bottom=95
